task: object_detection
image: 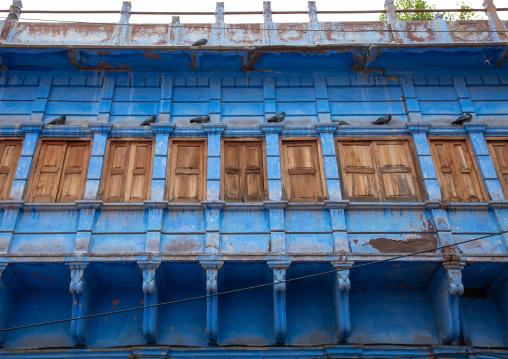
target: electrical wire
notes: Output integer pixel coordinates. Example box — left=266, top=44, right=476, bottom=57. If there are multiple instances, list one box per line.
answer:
left=0, top=232, right=501, bottom=333
left=1, top=17, right=505, bottom=34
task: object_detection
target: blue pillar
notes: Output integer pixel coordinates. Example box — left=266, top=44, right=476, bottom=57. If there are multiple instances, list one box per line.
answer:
left=31, top=75, right=52, bottom=122
left=331, top=260, right=352, bottom=342
left=203, top=124, right=226, bottom=201
left=84, top=124, right=112, bottom=200
left=429, top=261, right=464, bottom=344
left=316, top=123, right=340, bottom=200
left=0, top=263, right=14, bottom=347
left=159, top=75, right=173, bottom=123
left=98, top=77, right=115, bottom=123
left=268, top=259, right=290, bottom=344
left=200, top=259, right=223, bottom=345
left=74, top=202, right=100, bottom=253
left=150, top=124, right=174, bottom=201
left=139, top=261, right=160, bottom=344
left=68, top=262, right=92, bottom=346
left=260, top=124, right=283, bottom=201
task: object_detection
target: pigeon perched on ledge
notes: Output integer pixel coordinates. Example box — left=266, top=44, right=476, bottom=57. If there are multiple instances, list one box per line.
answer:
left=192, top=38, right=207, bottom=46
left=140, top=114, right=157, bottom=126
left=452, top=113, right=472, bottom=125
left=372, top=115, right=391, bottom=125
left=333, top=120, right=350, bottom=125
left=267, top=112, right=285, bottom=123
left=47, top=115, right=66, bottom=125
left=190, top=115, right=210, bottom=124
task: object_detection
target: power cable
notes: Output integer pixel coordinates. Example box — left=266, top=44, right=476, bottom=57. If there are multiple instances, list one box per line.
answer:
left=0, top=232, right=501, bottom=333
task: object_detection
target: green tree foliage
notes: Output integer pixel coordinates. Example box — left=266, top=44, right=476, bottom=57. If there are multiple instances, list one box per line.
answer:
left=379, top=0, right=481, bottom=21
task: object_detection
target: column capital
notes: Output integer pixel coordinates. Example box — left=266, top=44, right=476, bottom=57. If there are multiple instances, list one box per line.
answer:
left=202, top=123, right=227, bottom=134
left=21, top=122, right=44, bottom=133
left=315, top=123, right=338, bottom=133
left=267, top=259, right=291, bottom=271
left=151, top=123, right=175, bottom=134
left=264, top=200, right=288, bottom=209
left=260, top=123, right=284, bottom=134
left=464, top=124, right=487, bottom=134
left=406, top=123, right=431, bottom=134
left=201, top=200, right=225, bottom=210
left=88, top=123, right=113, bottom=134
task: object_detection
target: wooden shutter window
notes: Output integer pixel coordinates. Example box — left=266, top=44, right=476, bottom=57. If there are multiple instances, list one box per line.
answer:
left=430, top=139, right=485, bottom=202
left=27, top=140, right=91, bottom=203
left=167, top=140, right=205, bottom=202
left=102, top=140, right=153, bottom=203
left=281, top=140, right=325, bottom=202
left=336, top=140, right=421, bottom=202
left=0, top=140, right=22, bottom=200
left=223, top=141, right=265, bottom=202
left=488, top=140, right=508, bottom=198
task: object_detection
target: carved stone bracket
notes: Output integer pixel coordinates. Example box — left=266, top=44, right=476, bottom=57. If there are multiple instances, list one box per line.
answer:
left=268, top=259, right=290, bottom=344
left=69, top=263, right=88, bottom=295
left=444, top=261, right=465, bottom=296
left=200, top=260, right=224, bottom=345
left=332, top=260, right=353, bottom=342
left=139, top=261, right=160, bottom=344
left=66, top=262, right=91, bottom=346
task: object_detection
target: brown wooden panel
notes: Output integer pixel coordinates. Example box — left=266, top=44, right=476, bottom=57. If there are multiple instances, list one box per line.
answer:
left=0, top=140, right=21, bottom=200
left=282, top=140, right=324, bottom=202
left=337, top=142, right=379, bottom=201
left=125, top=142, right=152, bottom=202
left=57, top=141, right=90, bottom=203
left=223, top=142, right=242, bottom=201
left=488, top=140, right=508, bottom=198
left=430, top=139, right=485, bottom=202
left=244, top=142, right=264, bottom=202
left=374, top=141, right=420, bottom=202
left=168, top=141, right=205, bottom=202
left=27, top=141, right=67, bottom=203
left=102, top=142, right=130, bottom=203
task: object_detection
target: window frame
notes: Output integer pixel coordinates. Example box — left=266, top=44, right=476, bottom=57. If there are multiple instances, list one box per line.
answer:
left=165, top=138, right=207, bottom=203
left=335, top=136, right=424, bottom=202
left=99, top=138, right=154, bottom=203
left=485, top=137, right=508, bottom=200
left=280, top=137, right=327, bottom=202
left=25, top=137, right=92, bottom=203
left=220, top=137, right=268, bottom=203
left=0, top=137, right=23, bottom=201
left=428, top=136, right=487, bottom=203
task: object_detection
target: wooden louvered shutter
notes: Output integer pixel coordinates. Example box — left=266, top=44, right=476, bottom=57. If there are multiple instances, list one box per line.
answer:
left=0, top=141, right=21, bottom=200
left=487, top=141, right=508, bottom=198
left=374, top=141, right=420, bottom=202
left=282, top=140, right=324, bottom=202
left=244, top=142, right=264, bottom=201
left=103, top=142, right=131, bottom=203
left=337, top=142, right=380, bottom=201
left=57, top=141, right=90, bottom=203
left=430, top=139, right=485, bottom=202
left=125, top=142, right=152, bottom=202
left=223, top=142, right=242, bottom=201
left=168, top=141, right=205, bottom=202
left=28, top=141, right=67, bottom=203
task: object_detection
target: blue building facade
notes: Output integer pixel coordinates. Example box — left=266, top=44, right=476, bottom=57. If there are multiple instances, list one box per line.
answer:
left=0, top=0, right=507, bottom=357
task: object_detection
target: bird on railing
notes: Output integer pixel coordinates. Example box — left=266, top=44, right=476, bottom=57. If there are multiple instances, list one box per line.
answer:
left=190, top=115, right=210, bottom=124
left=47, top=114, right=66, bottom=125
left=372, top=115, right=391, bottom=125
left=140, top=114, right=157, bottom=126
left=452, top=113, right=472, bottom=125
left=267, top=112, right=285, bottom=123
left=333, top=120, right=350, bottom=125
left=192, top=38, right=207, bottom=46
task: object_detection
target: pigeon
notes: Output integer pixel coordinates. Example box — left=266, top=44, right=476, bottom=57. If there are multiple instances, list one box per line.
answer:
left=140, top=114, right=157, bottom=126
left=267, top=112, right=286, bottom=123
left=192, top=38, right=207, bottom=46
left=333, top=120, right=350, bottom=125
left=190, top=115, right=210, bottom=124
left=452, top=113, right=472, bottom=125
left=372, top=115, right=391, bottom=125
left=47, top=114, right=66, bottom=125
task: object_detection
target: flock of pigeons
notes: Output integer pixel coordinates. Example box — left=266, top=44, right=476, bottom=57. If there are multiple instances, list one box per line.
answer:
left=46, top=112, right=474, bottom=126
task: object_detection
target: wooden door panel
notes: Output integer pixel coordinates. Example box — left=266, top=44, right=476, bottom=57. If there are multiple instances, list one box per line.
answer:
left=0, top=141, right=21, bottom=200
left=169, top=141, right=204, bottom=202
left=58, top=142, right=90, bottom=203
left=224, top=143, right=243, bottom=201
left=29, top=141, right=67, bottom=203
left=488, top=141, right=508, bottom=198
left=245, top=172, right=263, bottom=201
left=103, top=142, right=130, bottom=203
left=126, top=143, right=151, bottom=202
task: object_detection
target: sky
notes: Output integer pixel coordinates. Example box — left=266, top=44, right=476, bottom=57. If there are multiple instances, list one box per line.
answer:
left=0, top=0, right=504, bottom=24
